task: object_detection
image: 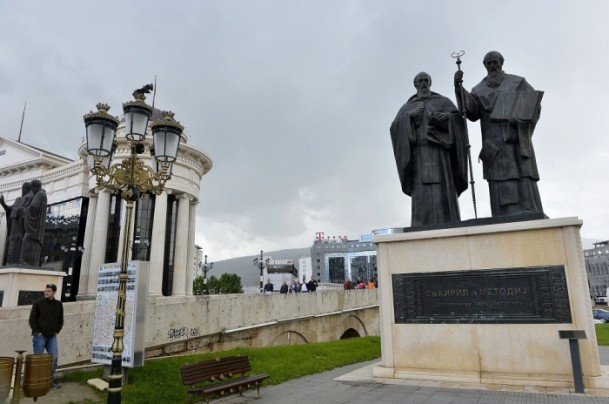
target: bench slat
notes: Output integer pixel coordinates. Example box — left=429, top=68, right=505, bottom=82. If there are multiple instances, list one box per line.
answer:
left=189, top=374, right=269, bottom=395
left=180, top=356, right=251, bottom=385
left=180, top=355, right=268, bottom=403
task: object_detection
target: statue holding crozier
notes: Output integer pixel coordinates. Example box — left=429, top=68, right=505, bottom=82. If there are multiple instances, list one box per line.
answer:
left=454, top=51, right=545, bottom=217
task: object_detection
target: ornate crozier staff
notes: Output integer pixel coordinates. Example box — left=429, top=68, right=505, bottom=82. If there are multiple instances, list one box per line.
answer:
left=451, top=50, right=478, bottom=219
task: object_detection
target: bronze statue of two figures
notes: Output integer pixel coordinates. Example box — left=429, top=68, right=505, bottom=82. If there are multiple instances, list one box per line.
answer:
left=0, top=180, right=48, bottom=266
left=391, top=51, right=545, bottom=227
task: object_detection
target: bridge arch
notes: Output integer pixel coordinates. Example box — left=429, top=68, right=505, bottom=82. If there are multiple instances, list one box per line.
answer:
left=270, top=330, right=308, bottom=346
left=340, top=328, right=361, bottom=339
left=338, top=314, right=368, bottom=340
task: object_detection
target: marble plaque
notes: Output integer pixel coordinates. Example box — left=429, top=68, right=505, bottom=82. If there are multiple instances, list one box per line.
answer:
left=392, top=266, right=571, bottom=324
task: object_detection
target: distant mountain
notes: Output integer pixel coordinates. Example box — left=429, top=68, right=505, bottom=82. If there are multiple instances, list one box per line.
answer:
left=202, top=247, right=311, bottom=288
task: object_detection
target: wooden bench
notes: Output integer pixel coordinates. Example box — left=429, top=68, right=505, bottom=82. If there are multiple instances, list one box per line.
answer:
left=180, top=355, right=269, bottom=404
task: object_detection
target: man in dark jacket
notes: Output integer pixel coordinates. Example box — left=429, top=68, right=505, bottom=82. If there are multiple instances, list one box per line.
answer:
left=279, top=281, right=289, bottom=294
left=307, top=277, right=318, bottom=292
left=29, top=283, right=64, bottom=388
left=263, top=279, right=274, bottom=294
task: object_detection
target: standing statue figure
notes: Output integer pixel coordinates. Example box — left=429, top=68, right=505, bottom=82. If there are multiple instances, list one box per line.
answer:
left=0, top=182, right=32, bottom=265
left=391, top=72, right=469, bottom=226
left=454, top=51, right=544, bottom=217
left=19, top=179, right=47, bottom=266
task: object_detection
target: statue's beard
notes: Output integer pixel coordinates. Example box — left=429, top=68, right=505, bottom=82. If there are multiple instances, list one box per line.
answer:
left=418, top=88, right=431, bottom=98
left=486, top=71, right=505, bottom=88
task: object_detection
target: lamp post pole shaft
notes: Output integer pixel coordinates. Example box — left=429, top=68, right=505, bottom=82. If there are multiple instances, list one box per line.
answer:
left=258, top=250, right=264, bottom=293
left=107, top=199, right=135, bottom=404
left=259, top=264, right=263, bottom=292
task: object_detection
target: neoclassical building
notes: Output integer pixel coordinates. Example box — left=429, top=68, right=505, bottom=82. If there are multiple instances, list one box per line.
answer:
left=0, top=116, right=212, bottom=304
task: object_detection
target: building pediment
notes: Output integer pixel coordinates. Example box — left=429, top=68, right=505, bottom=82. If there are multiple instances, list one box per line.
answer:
left=0, top=137, right=72, bottom=176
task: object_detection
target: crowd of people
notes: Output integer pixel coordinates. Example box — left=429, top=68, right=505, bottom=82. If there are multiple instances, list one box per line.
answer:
left=265, top=276, right=377, bottom=294
left=264, top=278, right=319, bottom=294
left=343, top=278, right=377, bottom=290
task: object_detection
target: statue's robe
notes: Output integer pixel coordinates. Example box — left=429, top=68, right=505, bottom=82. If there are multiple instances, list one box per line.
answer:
left=391, top=92, right=468, bottom=226
left=460, top=73, right=544, bottom=217
left=4, top=194, right=31, bottom=265
left=20, top=189, right=47, bottom=266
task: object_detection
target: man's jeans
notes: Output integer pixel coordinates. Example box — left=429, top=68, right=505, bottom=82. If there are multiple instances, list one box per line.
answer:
left=32, top=334, right=58, bottom=382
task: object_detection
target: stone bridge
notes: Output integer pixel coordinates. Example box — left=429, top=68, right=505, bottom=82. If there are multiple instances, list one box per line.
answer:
left=0, top=289, right=379, bottom=367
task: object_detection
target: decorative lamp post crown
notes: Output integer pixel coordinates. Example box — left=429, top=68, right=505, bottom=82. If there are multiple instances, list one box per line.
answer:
left=83, top=103, right=120, bottom=157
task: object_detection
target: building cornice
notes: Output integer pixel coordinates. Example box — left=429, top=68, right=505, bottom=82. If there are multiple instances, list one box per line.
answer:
left=0, top=160, right=86, bottom=193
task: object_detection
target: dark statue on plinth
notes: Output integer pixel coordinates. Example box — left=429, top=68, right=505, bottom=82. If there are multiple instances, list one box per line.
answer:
left=0, top=179, right=47, bottom=267
left=390, top=72, right=469, bottom=227
left=0, top=182, right=32, bottom=265
left=455, top=51, right=544, bottom=217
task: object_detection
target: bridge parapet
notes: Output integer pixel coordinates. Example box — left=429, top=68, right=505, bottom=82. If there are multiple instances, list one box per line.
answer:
left=0, top=289, right=379, bottom=366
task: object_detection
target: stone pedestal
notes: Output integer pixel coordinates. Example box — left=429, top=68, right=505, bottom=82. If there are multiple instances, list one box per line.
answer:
left=373, top=217, right=609, bottom=389
left=0, top=267, right=64, bottom=307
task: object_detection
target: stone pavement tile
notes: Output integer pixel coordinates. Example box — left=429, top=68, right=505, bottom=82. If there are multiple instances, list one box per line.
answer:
left=454, top=381, right=487, bottom=390
left=438, top=381, right=462, bottom=388
left=450, top=399, right=479, bottom=404
left=17, top=381, right=103, bottom=404
left=381, top=377, right=421, bottom=386
left=379, top=383, right=421, bottom=394
left=479, top=383, right=504, bottom=391
left=543, top=386, right=572, bottom=395
left=588, top=388, right=609, bottom=397
left=501, top=384, right=525, bottom=392
left=523, top=385, right=548, bottom=394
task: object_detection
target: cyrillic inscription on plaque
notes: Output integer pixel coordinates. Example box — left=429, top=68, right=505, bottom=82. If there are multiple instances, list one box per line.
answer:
left=392, top=266, right=571, bottom=324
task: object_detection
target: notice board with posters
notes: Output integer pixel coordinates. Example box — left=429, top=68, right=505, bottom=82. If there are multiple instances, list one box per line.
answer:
left=91, top=261, right=148, bottom=367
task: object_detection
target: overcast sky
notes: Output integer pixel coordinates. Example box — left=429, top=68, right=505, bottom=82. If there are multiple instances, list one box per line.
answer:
left=1, top=1, right=608, bottom=260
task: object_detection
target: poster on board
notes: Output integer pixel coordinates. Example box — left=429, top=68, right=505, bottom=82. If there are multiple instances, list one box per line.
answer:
left=91, top=261, right=140, bottom=367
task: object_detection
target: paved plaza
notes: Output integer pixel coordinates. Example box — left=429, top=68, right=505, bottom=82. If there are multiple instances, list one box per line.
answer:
left=211, top=359, right=609, bottom=404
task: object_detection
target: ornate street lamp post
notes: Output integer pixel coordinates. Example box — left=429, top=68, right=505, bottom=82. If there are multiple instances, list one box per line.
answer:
left=253, top=250, right=269, bottom=293
left=83, top=85, right=183, bottom=404
left=201, top=254, right=213, bottom=292
left=60, top=236, right=84, bottom=299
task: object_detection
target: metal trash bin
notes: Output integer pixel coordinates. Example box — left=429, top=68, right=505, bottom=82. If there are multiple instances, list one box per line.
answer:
left=23, top=354, right=53, bottom=399
left=0, top=356, right=14, bottom=402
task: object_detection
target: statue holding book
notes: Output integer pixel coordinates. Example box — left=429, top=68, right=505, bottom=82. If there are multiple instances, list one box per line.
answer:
left=454, top=51, right=544, bottom=217
left=391, top=72, right=469, bottom=226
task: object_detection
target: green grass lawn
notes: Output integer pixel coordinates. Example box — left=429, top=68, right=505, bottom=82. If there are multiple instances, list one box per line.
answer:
left=63, top=327, right=609, bottom=403
left=63, top=336, right=381, bottom=404
left=596, top=324, right=609, bottom=345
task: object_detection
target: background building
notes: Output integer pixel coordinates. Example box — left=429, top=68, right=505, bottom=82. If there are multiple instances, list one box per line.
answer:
left=266, top=258, right=298, bottom=290
left=584, top=240, right=609, bottom=301
left=0, top=111, right=212, bottom=305
left=311, top=233, right=376, bottom=284
left=298, top=256, right=312, bottom=282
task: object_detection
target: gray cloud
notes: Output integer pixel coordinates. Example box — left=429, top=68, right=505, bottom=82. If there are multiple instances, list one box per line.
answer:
left=1, top=0, right=608, bottom=259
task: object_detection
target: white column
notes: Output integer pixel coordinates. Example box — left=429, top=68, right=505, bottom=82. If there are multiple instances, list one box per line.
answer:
left=186, top=201, right=197, bottom=295
left=86, top=189, right=111, bottom=296
left=148, top=191, right=167, bottom=296
left=77, top=193, right=97, bottom=299
left=0, top=212, right=6, bottom=265
left=172, top=194, right=190, bottom=296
